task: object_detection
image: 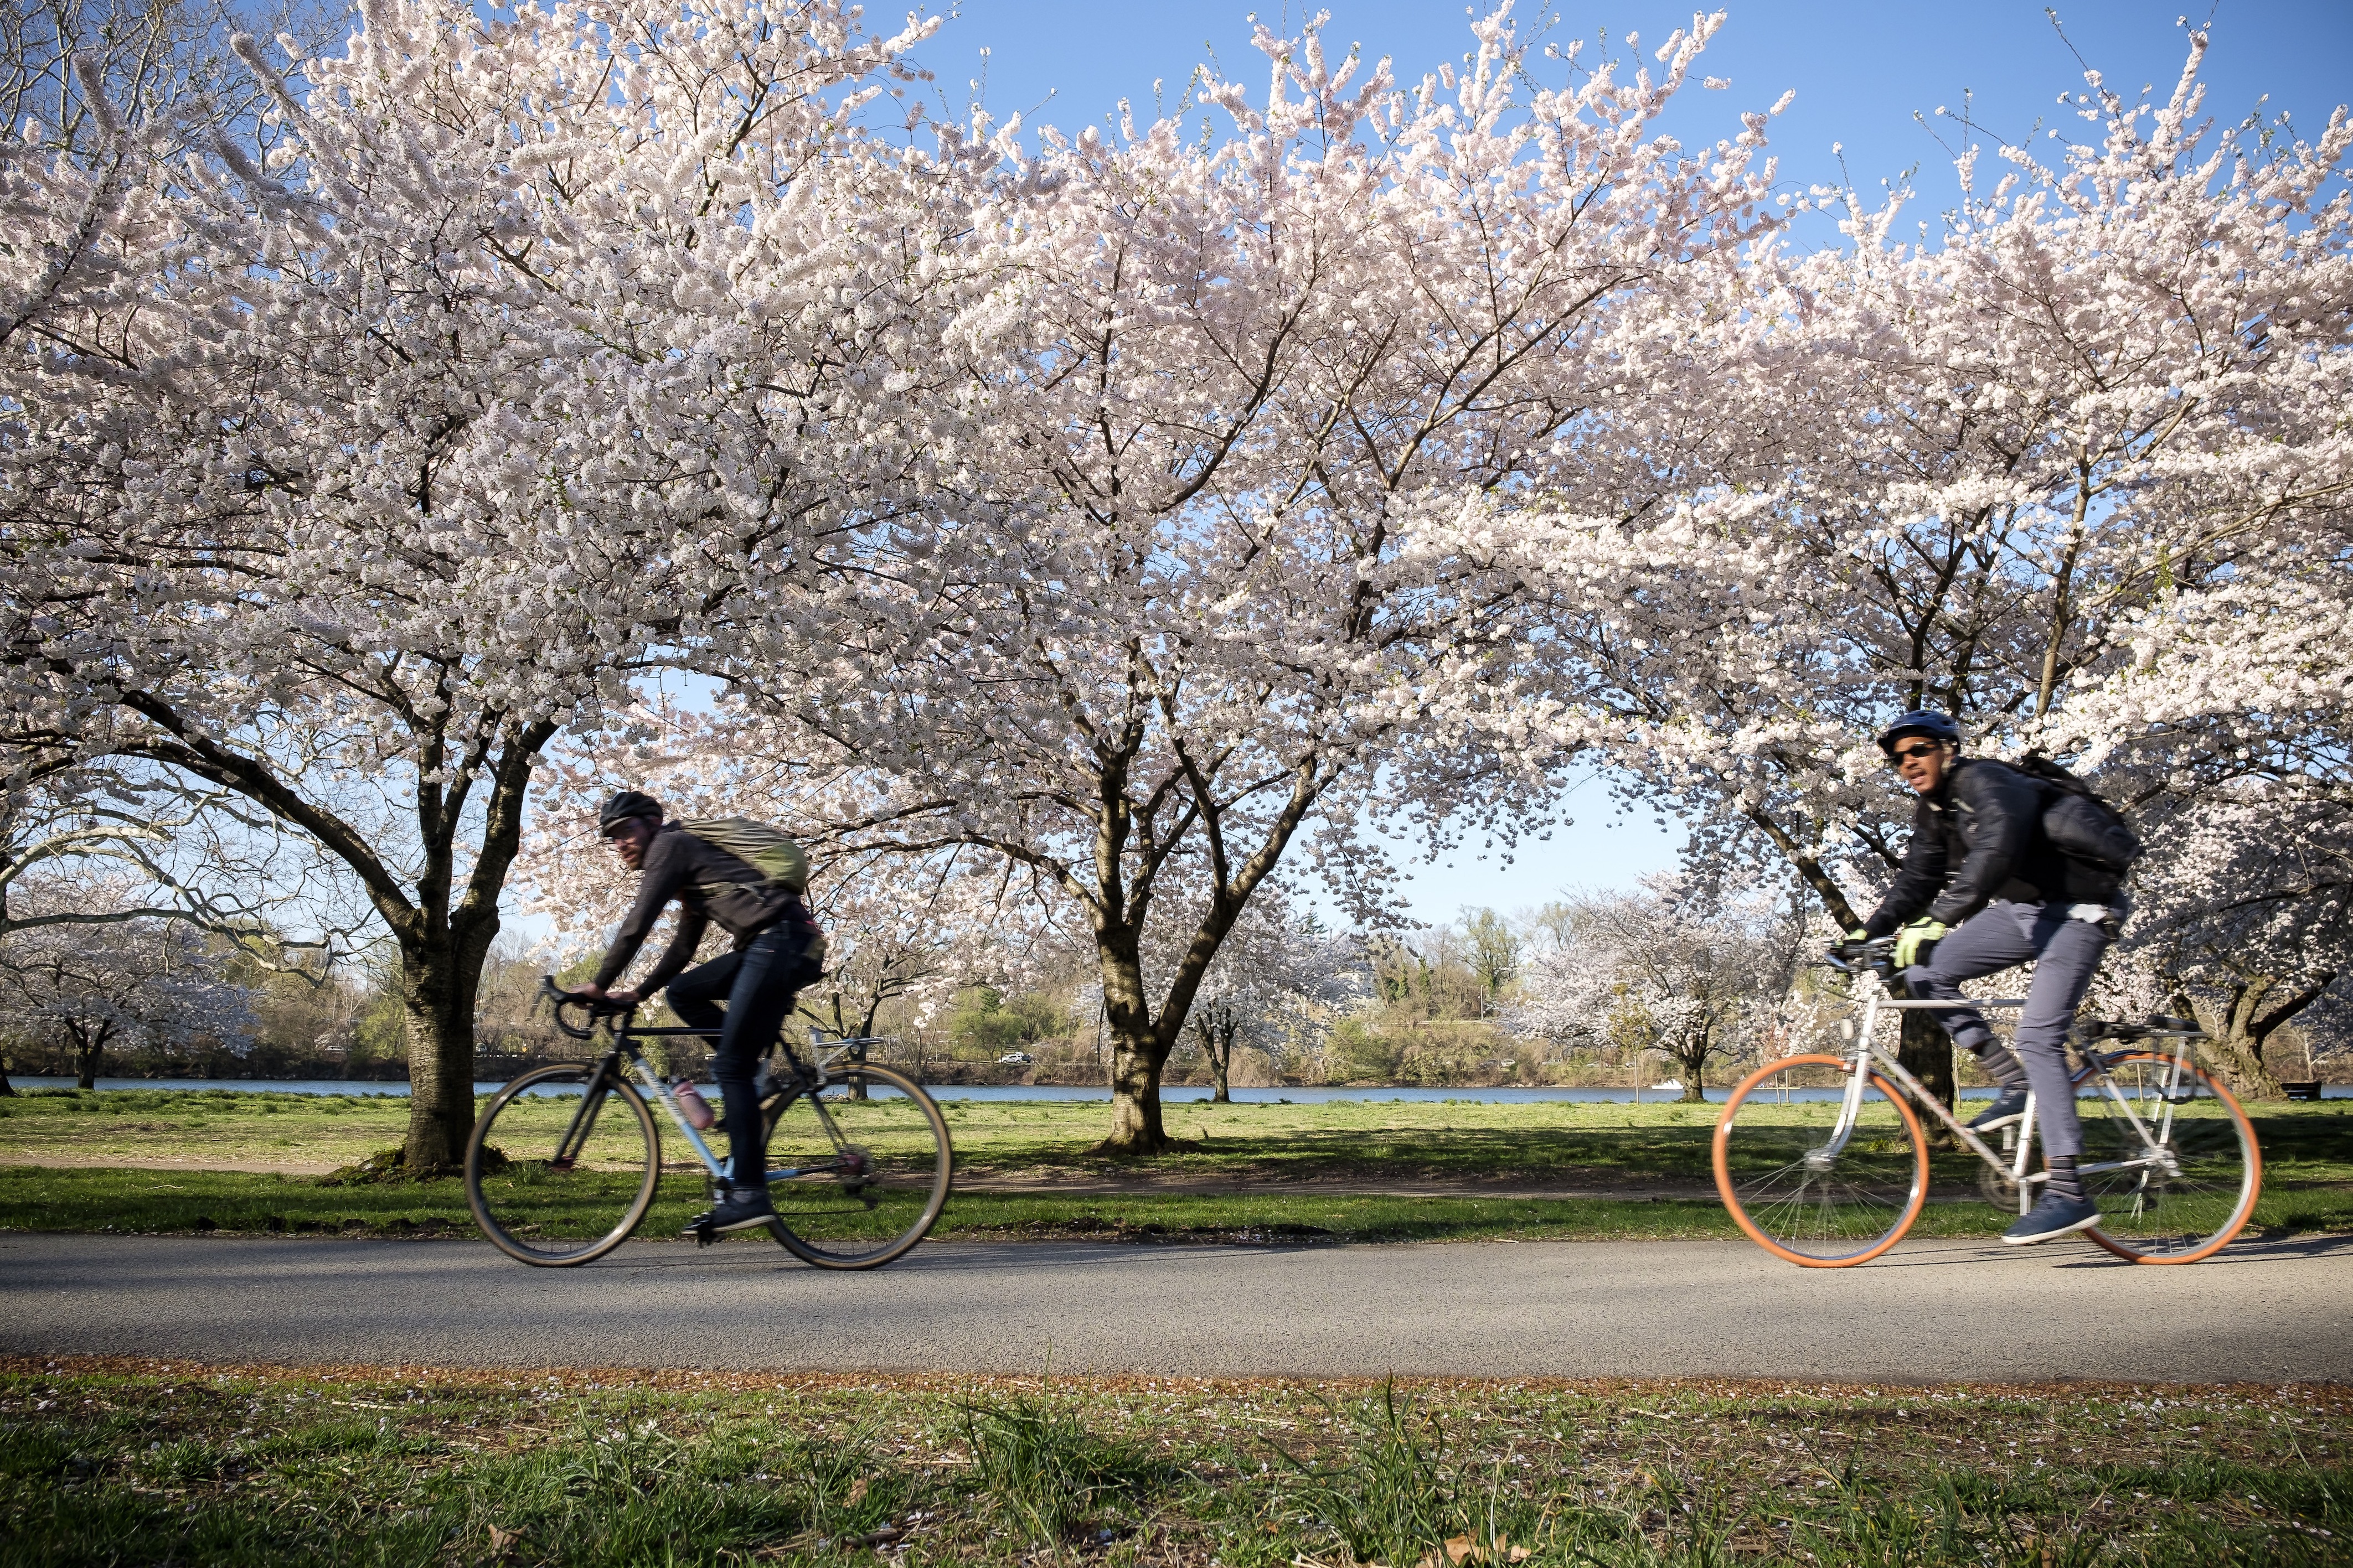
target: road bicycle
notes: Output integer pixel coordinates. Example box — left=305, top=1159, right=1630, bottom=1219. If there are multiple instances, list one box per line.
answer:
left=1713, top=936, right=2262, bottom=1268
left=463, top=980, right=952, bottom=1269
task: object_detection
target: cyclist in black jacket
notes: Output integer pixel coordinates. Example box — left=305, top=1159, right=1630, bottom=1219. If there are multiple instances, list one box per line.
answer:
left=581, top=790, right=818, bottom=1234
left=1850, top=711, right=2128, bottom=1245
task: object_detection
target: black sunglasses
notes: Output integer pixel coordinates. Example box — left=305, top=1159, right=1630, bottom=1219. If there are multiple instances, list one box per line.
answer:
left=1887, top=742, right=1944, bottom=764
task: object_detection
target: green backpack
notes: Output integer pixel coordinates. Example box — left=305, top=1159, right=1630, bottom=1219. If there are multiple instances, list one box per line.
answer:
left=677, top=816, right=811, bottom=897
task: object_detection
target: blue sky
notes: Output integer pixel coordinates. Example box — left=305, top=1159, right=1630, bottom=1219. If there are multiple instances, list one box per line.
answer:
left=885, top=0, right=2350, bottom=926
left=916, top=1, right=2351, bottom=210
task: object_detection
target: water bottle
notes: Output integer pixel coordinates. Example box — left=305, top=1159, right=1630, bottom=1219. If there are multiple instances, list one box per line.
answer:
left=673, top=1080, right=715, bottom=1130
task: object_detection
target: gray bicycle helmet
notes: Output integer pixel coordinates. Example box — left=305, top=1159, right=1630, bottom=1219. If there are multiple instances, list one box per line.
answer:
left=597, top=790, right=663, bottom=835
left=1875, top=709, right=1963, bottom=755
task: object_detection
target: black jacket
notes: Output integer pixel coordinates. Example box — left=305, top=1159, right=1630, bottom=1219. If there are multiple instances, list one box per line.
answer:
left=1862, top=758, right=2111, bottom=937
left=594, top=822, right=806, bottom=993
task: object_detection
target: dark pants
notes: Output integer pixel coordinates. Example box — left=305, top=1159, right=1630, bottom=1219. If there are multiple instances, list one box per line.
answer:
left=663, top=923, right=809, bottom=1188
left=1906, top=900, right=2111, bottom=1158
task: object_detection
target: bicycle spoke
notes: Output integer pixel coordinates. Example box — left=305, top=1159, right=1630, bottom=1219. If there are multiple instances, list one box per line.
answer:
left=1715, top=1055, right=1928, bottom=1267
left=760, top=1064, right=951, bottom=1269
left=2079, top=1053, right=2261, bottom=1263
left=467, top=1065, right=661, bottom=1266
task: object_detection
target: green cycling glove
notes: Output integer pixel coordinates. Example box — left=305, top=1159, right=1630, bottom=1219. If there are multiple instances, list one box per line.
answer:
left=1893, top=919, right=1947, bottom=969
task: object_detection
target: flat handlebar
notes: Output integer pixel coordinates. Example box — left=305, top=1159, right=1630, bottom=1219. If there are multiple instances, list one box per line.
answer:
left=1817, top=935, right=1898, bottom=976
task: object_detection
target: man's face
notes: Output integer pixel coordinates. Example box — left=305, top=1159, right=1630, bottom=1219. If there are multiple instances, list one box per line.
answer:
left=1890, top=737, right=1952, bottom=796
left=606, top=817, right=656, bottom=870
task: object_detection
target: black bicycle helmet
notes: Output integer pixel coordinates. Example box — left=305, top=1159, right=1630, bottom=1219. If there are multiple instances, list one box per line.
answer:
left=597, top=789, right=663, bottom=835
left=1875, top=709, right=1963, bottom=755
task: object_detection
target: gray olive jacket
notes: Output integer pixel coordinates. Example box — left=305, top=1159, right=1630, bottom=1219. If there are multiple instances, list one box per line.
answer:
left=593, top=822, right=804, bottom=993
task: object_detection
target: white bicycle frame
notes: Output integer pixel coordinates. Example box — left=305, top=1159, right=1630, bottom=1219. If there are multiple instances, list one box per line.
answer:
left=1824, top=970, right=2199, bottom=1214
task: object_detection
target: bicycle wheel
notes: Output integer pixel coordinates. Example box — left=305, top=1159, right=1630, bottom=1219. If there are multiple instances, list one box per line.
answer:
left=1714, top=1054, right=1929, bottom=1267
left=2078, top=1052, right=2262, bottom=1263
left=467, top=1064, right=661, bottom=1266
left=758, top=1062, right=951, bottom=1269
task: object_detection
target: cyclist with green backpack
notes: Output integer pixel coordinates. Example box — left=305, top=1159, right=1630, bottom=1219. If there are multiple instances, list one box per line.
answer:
left=580, top=790, right=823, bottom=1234
left=1840, top=711, right=2141, bottom=1246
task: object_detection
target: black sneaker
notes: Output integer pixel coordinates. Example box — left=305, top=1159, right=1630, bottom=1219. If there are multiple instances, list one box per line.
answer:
left=683, top=1188, right=777, bottom=1235
left=1967, top=1087, right=2030, bottom=1131
left=2001, top=1191, right=2101, bottom=1245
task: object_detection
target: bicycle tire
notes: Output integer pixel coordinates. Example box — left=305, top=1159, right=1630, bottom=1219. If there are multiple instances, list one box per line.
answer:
left=467, top=1064, right=661, bottom=1267
left=758, top=1062, right=952, bottom=1270
left=2078, top=1052, right=2262, bottom=1264
left=1714, top=1053, right=1929, bottom=1268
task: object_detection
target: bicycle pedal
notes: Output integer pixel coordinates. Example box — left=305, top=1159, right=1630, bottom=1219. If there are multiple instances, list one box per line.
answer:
left=684, top=1219, right=718, bottom=1247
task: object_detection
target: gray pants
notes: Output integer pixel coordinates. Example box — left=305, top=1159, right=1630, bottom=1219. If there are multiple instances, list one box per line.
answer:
left=1906, top=900, right=2111, bottom=1158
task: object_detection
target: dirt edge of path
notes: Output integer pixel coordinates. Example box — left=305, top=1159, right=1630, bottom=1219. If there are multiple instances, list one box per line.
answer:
left=10, top=1351, right=2347, bottom=1400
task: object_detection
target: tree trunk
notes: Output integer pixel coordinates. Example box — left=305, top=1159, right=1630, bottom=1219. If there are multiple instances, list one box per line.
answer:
left=392, top=718, right=547, bottom=1171
left=1093, top=925, right=1176, bottom=1153
left=74, top=1023, right=108, bottom=1090
left=2183, top=991, right=2287, bottom=1103
left=844, top=1023, right=872, bottom=1100
left=1103, top=1028, right=1169, bottom=1152
left=399, top=938, right=487, bottom=1172
left=1673, top=1046, right=1707, bottom=1103
left=850, top=998, right=886, bottom=1100
left=1206, top=1023, right=1232, bottom=1105
left=1891, top=976, right=1957, bottom=1142
left=0, top=1059, right=13, bottom=1096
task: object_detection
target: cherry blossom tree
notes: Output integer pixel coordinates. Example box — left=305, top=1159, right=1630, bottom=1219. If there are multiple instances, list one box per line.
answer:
left=1470, top=28, right=2351, bottom=1096
left=1499, top=875, right=1801, bottom=1101
left=1151, top=890, right=1361, bottom=1102
left=517, top=720, right=1084, bottom=1059
left=794, top=846, right=1080, bottom=1044
left=2052, top=524, right=2353, bottom=1090
left=709, top=7, right=1784, bottom=1150
left=2095, top=789, right=2349, bottom=1095
left=0, top=892, right=255, bottom=1086
left=0, top=0, right=948, bottom=1165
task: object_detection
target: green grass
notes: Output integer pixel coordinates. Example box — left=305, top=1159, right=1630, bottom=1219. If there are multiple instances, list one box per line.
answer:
left=0, top=1085, right=1767, bottom=1183
left=8, top=1161, right=2351, bottom=1245
left=0, top=1086, right=417, bottom=1169
left=9, top=1083, right=2350, bottom=1183
left=1, top=1358, right=2345, bottom=1566
left=5, top=1088, right=2349, bottom=1244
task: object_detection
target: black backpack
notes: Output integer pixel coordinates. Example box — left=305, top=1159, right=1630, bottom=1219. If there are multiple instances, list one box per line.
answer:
left=2010, top=754, right=2142, bottom=874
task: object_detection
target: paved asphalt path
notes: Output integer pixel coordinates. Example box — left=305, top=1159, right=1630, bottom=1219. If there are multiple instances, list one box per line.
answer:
left=7, top=1231, right=2349, bottom=1382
